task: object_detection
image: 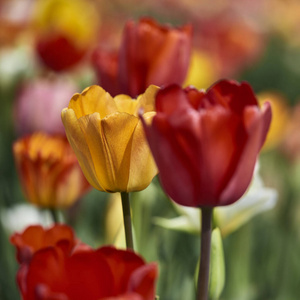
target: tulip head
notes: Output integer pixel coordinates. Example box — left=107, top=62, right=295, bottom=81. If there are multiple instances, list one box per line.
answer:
left=10, top=224, right=78, bottom=264
left=141, top=79, right=272, bottom=207
left=11, top=225, right=158, bottom=300
left=14, top=77, right=78, bottom=135
left=13, top=133, right=90, bottom=208
left=93, top=17, right=192, bottom=97
left=61, top=85, right=159, bottom=193
left=33, top=0, right=99, bottom=71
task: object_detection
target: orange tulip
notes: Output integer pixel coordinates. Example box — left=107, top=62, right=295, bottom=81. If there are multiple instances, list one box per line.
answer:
left=13, top=133, right=90, bottom=208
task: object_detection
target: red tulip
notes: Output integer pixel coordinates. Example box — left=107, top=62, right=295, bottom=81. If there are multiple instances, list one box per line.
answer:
left=17, top=244, right=157, bottom=300
left=93, top=17, right=192, bottom=97
left=141, top=79, right=272, bottom=207
left=10, top=224, right=82, bottom=264
left=36, top=34, right=86, bottom=72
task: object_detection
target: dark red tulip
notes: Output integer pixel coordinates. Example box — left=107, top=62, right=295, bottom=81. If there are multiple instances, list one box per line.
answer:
left=93, top=17, right=192, bottom=97
left=141, top=79, right=272, bottom=207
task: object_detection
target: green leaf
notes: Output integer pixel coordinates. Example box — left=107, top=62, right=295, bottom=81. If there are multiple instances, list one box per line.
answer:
left=209, top=227, right=225, bottom=300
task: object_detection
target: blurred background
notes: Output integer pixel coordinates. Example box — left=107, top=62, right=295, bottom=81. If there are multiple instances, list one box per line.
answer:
left=1, top=0, right=300, bottom=299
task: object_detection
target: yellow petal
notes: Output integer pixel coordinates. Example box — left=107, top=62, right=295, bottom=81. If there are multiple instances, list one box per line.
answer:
left=76, top=112, right=116, bottom=191
left=114, top=94, right=138, bottom=115
left=127, top=111, right=158, bottom=191
left=61, top=108, right=103, bottom=191
left=68, top=85, right=117, bottom=119
left=135, top=85, right=160, bottom=116
left=100, top=113, right=139, bottom=192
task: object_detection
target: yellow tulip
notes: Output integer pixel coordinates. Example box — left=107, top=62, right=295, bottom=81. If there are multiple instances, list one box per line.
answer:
left=258, top=91, right=290, bottom=151
left=61, top=85, right=159, bottom=193
left=184, top=50, right=218, bottom=90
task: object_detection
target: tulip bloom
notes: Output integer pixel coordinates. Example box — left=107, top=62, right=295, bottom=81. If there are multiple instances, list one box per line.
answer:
left=10, top=224, right=79, bottom=264
left=16, top=241, right=157, bottom=300
left=33, top=0, right=99, bottom=71
left=93, top=17, right=192, bottom=97
left=14, top=77, right=78, bottom=135
left=141, top=79, right=272, bottom=207
left=13, top=133, right=90, bottom=208
left=61, top=85, right=159, bottom=193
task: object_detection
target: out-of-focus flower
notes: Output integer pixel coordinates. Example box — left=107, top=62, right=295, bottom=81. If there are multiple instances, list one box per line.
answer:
left=0, top=204, right=52, bottom=234
left=282, top=102, right=300, bottom=161
left=0, top=0, right=34, bottom=46
left=93, top=17, right=192, bottom=97
left=257, top=91, right=290, bottom=151
left=13, top=228, right=158, bottom=300
left=61, top=85, right=159, bottom=193
left=10, top=224, right=79, bottom=264
left=141, top=79, right=272, bottom=207
left=13, top=132, right=90, bottom=208
left=33, top=0, right=99, bottom=71
left=194, top=14, right=265, bottom=77
left=183, top=49, right=218, bottom=89
left=0, top=45, right=35, bottom=89
left=269, top=0, right=300, bottom=48
left=14, top=76, right=78, bottom=135
left=154, top=163, right=277, bottom=236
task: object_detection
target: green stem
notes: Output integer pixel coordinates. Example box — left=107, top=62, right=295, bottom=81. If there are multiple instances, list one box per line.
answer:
left=121, top=192, right=134, bottom=250
left=49, top=208, right=59, bottom=223
left=197, top=207, right=213, bottom=300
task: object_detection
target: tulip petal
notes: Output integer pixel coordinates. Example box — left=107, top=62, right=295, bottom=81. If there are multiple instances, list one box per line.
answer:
left=142, top=114, right=197, bottom=206
left=155, top=84, right=192, bottom=115
left=77, top=112, right=139, bottom=192
left=100, top=113, right=139, bottom=191
left=98, top=246, right=145, bottom=293
left=207, top=80, right=258, bottom=114
left=114, top=94, right=139, bottom=115
left=68, top=85, right=118, bottom=119
left=219, top=105, right=270, bottom=205
left=148, top=26, right=192, bottom=87
left=25, top=246, right=114, bottom=300
left=61, top=108, right=103, bottom=191
left=199, top=107, right=247, bottom=205
left=127, top=112, right=158, bottom=192
left=127, top=263, right=158, bottom=300
left=135, top=85, right=159, bottom=115
left=76, top=112, right=115, bottom=192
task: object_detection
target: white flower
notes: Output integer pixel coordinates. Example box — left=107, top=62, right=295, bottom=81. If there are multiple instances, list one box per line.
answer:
left=1, top=204, right=53, bottom=234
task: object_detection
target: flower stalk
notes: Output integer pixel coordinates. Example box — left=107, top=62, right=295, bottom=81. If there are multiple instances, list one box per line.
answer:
left=50, top=208, right=59, bottom=223
left=197, top=207, right=213, bottom=300
left=121, top=192, right=134, bottom=250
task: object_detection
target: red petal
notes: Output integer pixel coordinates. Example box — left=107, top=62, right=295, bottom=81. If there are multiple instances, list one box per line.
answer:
left=24, top=246, right=114, bottom=300
left=127, top=263, right=158, bottom=300
left=155, top=85, right=191, bottom=115
left=219, top=104, right=270, bottom=205
left=97, top=246, right=145, bottom=294
left=207, top=80, right=258, bottom=114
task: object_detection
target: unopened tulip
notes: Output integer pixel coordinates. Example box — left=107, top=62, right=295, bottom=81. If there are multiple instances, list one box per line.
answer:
left=10, top=224, right=79, bottom=264
left=93, top=17, right=192, bottom=97
left=61, top=85, right=159, bottom=193
left=11, top=225, right=157, bottom=300
left=14, top=77, right=77, bottom=135
left=33, top=0, right=99, bottom=71
left=13, top=133, right=90, bottom=208
left=141, top=79, right=272, bottom=207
